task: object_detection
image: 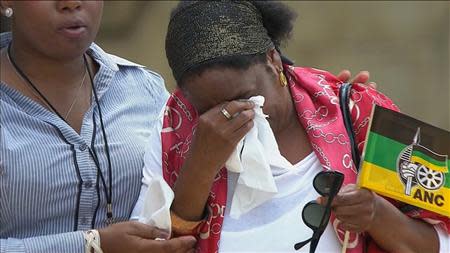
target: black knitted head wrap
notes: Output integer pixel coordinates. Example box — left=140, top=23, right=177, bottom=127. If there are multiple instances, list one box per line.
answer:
left=165, top=0, right=275, bottom=82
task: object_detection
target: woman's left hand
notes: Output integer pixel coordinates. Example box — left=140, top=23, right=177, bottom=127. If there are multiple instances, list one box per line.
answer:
left=319, top=184, right=379, bottom=233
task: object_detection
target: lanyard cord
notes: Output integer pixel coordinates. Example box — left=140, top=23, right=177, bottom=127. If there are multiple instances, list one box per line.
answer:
left=7, top=44, right=65, bottom=120
left=7, top=43, right=114, bottom=222
left=84, top=54, right=114, bottom=222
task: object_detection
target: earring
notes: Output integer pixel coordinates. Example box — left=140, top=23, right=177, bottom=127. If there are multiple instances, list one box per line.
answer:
left=4, top=8, right=13, bottom=18
left=278, top=68, right=288, bottom=87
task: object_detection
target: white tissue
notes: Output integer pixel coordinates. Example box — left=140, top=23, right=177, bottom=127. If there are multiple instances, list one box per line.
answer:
left=226, top=96, right=293, bottom=219
left=138, top=177, right=174, bottom=234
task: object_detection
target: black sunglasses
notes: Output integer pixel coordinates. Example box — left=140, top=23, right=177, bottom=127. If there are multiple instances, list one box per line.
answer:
left=294, top=171, right=344, bottom=253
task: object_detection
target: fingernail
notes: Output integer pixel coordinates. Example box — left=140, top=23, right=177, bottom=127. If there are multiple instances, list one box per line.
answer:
left=316, top=197, right=322, bottom=205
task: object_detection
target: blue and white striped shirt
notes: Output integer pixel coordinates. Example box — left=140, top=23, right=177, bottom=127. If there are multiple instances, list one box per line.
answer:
left=0, top=32, right=169, bottom=252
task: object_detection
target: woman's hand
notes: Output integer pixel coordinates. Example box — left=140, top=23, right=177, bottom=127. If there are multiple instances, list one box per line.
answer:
left=172, top=100, right=255, bottom=221
left=337, top=70, right=377, bottom=89
left=99, top=221, right=196, bottom=253
left=187, top=100, right=255, bottom=176
left=318, top=184, right=379, bottom=233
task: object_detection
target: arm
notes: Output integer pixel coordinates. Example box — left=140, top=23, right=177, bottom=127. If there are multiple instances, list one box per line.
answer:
left=325, top=184, right=439, bottom=253
left=1, top=224, right=196, bottom=253
left=368, top=194, right=439, bottom=253
left=1, top=232, right=85, bottom=253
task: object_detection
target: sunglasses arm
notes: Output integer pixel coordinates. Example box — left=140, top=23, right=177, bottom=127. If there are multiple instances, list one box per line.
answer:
left=294, top=237, right=312, bottom=251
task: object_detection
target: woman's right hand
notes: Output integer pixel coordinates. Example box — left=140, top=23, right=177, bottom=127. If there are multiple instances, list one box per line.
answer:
left=187, top=100, right=255, bottom=176
left=171, top=100, right=255, bottom=221
left=99, top=221, right=196, bottom=253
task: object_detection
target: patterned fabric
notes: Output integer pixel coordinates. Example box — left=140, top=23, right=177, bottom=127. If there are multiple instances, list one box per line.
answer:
left=0, top=32, right=169, bottom=252
left=161, top=66, right=450, bottom=252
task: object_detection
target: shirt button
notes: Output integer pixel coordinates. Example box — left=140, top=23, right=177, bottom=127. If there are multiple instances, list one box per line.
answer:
left=84, top=181, right=93, bottom=189
left=80, top=217, right=89, bottom=225
left=79, top=144, right=88, bottom=151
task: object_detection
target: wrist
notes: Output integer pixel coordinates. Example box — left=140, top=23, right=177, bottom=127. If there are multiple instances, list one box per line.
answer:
left=171, top=208, right=208, bottom=236
left=179, top=156, right=219, bottom=187
left=83, top=229, right=103, bottom=253
left=367, top=193, right=383, bottom=233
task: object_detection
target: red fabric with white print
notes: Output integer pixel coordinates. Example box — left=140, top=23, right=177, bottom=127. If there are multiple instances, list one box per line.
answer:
left=161, top=66, right=450, bottom=253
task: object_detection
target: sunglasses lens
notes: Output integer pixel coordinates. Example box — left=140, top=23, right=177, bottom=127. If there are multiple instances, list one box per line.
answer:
left=314, top=171, right=344, bottom=196
left=302, top=201, right=330, bottom=229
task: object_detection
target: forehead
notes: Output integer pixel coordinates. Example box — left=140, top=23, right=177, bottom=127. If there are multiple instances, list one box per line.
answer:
left=182, top=66, right=260, bottom=112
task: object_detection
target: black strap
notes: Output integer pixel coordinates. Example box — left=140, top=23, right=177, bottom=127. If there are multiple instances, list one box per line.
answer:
left=339, top=83, right=419, bottom=214
left=339, top=83, right=360, bottom=170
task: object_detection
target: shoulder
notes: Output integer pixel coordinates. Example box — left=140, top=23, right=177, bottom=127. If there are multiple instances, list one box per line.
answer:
left=89, top=42, right=163, bottom=82
left=288, top=66, right=341, bottom=89
left=349, top=83, right=399, bottom=112
left=106, top=53, right=145, bottom=68
left=112, top=57, right=166, bottom=93
left=289, top=66, right=398, bottom=110
left=89, top=43, right=169, bottom=100
left=288, top=66, right=399, bottom=148
left=109, top=53, right=169, bottom=103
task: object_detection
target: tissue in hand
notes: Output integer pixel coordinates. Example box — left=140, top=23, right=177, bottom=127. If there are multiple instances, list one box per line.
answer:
left=225, top=95, right=292, bottom=219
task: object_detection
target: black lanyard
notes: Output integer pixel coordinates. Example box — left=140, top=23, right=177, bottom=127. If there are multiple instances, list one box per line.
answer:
left=7, top=43, right=114, bottom=224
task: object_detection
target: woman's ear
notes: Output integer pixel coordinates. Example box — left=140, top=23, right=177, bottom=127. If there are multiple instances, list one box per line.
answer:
left=266, top=48, right=283, bottom=73
left=0, top=1, right=13, bottom=18
left=0, top=1, right=13, bottom=10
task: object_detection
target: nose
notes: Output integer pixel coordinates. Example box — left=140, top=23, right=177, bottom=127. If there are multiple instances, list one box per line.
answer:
left=57, top=1, right=82, bottom=12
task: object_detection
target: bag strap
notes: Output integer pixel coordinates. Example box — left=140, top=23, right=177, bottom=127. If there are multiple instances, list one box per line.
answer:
left=339, top=83, right=361, bottom=170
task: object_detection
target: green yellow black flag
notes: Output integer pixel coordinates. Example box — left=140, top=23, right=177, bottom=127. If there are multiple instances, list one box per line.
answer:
left=358, top=105, right=450, bottom=217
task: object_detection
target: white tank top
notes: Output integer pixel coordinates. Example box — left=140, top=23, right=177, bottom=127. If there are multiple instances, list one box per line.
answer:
left=220, top=152, right=342, bottom=253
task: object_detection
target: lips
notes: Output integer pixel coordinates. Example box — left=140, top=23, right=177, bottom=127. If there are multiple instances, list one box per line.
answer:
left=57, top=20, right=88, bottom=39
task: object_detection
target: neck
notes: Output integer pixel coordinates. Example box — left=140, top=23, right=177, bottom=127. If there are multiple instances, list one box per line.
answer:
left=271, top=88, right=299, bottom=135
left=8, top=39, right=87, bottom=89
left=270, top=87, right=312, bottom=164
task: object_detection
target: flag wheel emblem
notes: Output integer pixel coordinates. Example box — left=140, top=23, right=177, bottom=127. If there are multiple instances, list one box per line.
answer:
left=415, top=165, right=445, bottom=191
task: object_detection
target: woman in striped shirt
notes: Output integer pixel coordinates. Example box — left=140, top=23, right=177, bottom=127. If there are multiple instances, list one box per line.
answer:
left=0, top=1, right=196, bottom=253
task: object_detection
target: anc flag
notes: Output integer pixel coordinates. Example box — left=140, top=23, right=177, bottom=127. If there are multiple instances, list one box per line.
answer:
left=411, top=145, right=448, bottom=173
left=358, top=105, right=450, bottom=217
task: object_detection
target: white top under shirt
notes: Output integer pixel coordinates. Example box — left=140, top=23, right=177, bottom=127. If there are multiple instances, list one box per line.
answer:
left=131, top=111, right=450, bottom=253
left=220, top=152, right=341, bottom=253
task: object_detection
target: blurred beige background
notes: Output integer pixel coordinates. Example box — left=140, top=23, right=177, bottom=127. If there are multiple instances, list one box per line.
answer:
left=96, top=1, right=449, bottom=130
left=2, top=1, right=448, bottom=130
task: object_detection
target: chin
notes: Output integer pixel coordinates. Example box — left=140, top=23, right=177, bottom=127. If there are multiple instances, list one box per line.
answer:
left=52, top=29, right=95, bottom=56
left=51, top=40, right=92, bottom=60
